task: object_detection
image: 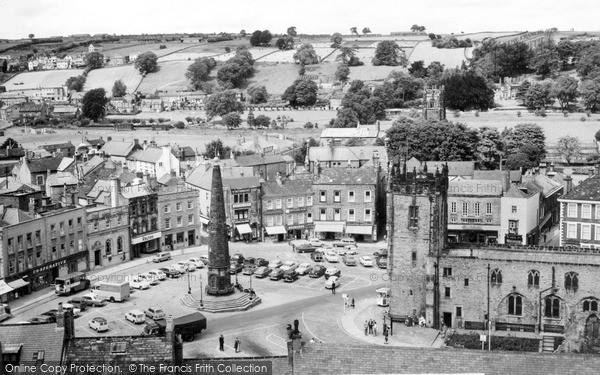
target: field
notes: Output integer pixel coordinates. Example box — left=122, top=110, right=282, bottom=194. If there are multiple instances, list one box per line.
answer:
left=85, top=65, right=143, bottom=93
left=408, top=41, right=469, bottom=68
left=136, top=60, right=193, bottom=92
left=4, top=69, right=83, bottom=91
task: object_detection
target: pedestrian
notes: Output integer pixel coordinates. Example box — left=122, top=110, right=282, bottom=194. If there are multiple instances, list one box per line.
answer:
left=383, top=322, right=388, bottom=334
left=234, top=338, right=240, bottom=353
left=351, top=297, right=355, bottom=308
left=368, top=320, right=373, bottom=334
left=373, top=321, right=377, bottom=336
left=364, top=320, right=368, bottom=336
left=219, top=335, right=224, bottom=351
left=331, top=281, right=336, bottom=294
left=384, top=329, right=389, bottom=344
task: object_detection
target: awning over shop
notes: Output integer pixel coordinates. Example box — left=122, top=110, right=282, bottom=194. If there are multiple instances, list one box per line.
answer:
left=0, top=280, right=14, bottom=295
left=7, top=278, right=29, bottom=289
left=346, top=225, right=373, bottom=235
left=314, top=222, right=345, bottom=233
left=265, top=226, right=287, bottom=235
left=199, top=216, right=210, bottom=225
left=236, top=224, right=252, bottom=234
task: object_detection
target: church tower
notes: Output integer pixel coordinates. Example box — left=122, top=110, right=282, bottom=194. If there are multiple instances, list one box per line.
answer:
left=387, top=160, right=448, bottom=328
left=422, top=86, right=446, bottom=120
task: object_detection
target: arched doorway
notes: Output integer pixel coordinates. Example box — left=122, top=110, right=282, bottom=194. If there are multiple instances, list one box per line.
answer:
left=585, top=315, right=600, bottom=339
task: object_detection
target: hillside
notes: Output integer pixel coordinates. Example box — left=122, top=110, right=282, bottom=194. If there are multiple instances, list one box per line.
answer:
left=4, top=69, right=83, bottom=91
left=84, top=65, right=143, bottom=94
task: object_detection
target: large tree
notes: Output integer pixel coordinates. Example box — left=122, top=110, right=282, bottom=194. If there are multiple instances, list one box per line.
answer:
left=217, top=48, right=255, bottom=88
left=336, top=46, right=362, bottom=66
left=523, top=81, right=554, bottom=109
left=186, top=57, right=216, bottom=89
left=275, top=37, right=294, bottom=50
left=335, top=65, right=350, bottom=83
left=476, top=127, right=503, bottom=170
left=372, top=71, right=423, bottom=108
left=287, top=26, right=297, bottom=37
left=580, top=76, right=600, bottom=111
left=440, top=69, right=495, bottom=111
left=576, top=45, right=600, bottom=78
left=65, top=75, right=86, bottom=92
left=85, top=52, right=104, bottom=70
left=111, top=80, right=127, bottom=97
left=529, top=40, right=561, bottom=78
left=249, top=30, right=273, bottom=46
left=247, top=85, right=269, bottom=104
left=81, top=88, right=108, bottom=121
left=135, top=52, right=159, bottom=75
left=204, top=90, right=244, bottom=119
left=501, top=123, right=546, bottom=167
left=331, top=33, right=343, bottom=48
left=221, top=112, right=242, bottom=130
left=372, top=41, right=406, bottom=66
left=332, top=108, right=359, bottom=128
left=281, top=78, right=318, bottom=107
left=471, top=40, right=533, bottom=79
left=204, top=139, right=231, bottom=159
left=556, top=135, right=582, bottom=165
left=551, top=76, right=578, bottom=110
left=341, top=80, right=386, bottom=124
left=293, top=44, right=320, bottom=65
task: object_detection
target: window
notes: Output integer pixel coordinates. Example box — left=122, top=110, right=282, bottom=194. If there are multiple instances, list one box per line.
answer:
left=596, top=225, right=600, bottom=240
left=596, top=205, right=600, bottom=220
left=411, top=251, right=417, bottom=264
left=508, top=220, right=519, bottom=235
left=164, top=205, right=170, bottom=213
left=177, top=232, right=184, bottom=243
left=334, top=191, right=341, bottom=203
left=140, top=203, right=146, bottom=215
left=188, top=215, right=194, bottom=224
left=348, top=208, right=355, bottom=221
left=364, top=190, right=372, bottom=203
left=176, top=202, right=182, bottom=211
left=544, top=296, right=560, bottom=318
left=297, top=197, right=304, bottom=207
left=36, top=175, right=44, bottom=185
left=234, top=210, right=248, bottom=220
left=565, top=272, right=579, bottom=292
left=451, top=202, right=457, bottom=213
left=566, top=223, right=577, bottom=239
left=527, top=270, right=540, bottom=287
left=68, top=219, right=73, bottom=228
left=276, top=216, right=283, bottom=225
left=474, top=203, right=480, bottom=216
left=490, top=269, right=502, bottom=285
left=267, top=200, right=273, bottom=210
left=582, top=204, right=592, bottom=219
left=364, top=209, right=372, bottom=222
left=275, top=199, right=282, bottom=209
left=105, top=239, right=112, bottom=256
left=267, top=216, right=274, bottom=226
left=132, top=222, right=139, bottom=234
left=444, top=287, right=451, bottom=298
left=287, top=215, right=294, bottom=225
left=105, top=218, right=110, bottom=228
left=187, top=201, right=193, bottom=209
left=409, top=205, right=419, bottom=228
left=307, top=212, right=313, bottom=223
left=151, top=218, right=157, bottom=231
left=567, top=203, right=577, bottom=218
left=462, top=202, right=468, bottom=215
left=165, top=219, right=171, bottom=229
left=464, top=278, right=469, bottom=287
left=443, top=267, right=452, bottom=277
left=348, top=191, right=355, bottom=202
left=307, top=196, right=313, bottom=206
left=287, top=198, right=293, bottom=208
left=117, top=237, right=123, bottom=253
left=234, top=193, right=249, bottom=203
left=508, top=294, right=523, bottom=316
left=456, top=307, right=463, bottom=317
left=583, top=298, right=599, bottom=312
left=486, top=202, right=492, bottom=214
left=93, top=221, right=99, bottom=231
left=298, top=213, right=304, bottom=224
left=50, top=224, right=56, bottom=237
left=511, top=205, right=517, bottom=214
left=582, top=224, right=592, bottom=240
left=320, top=208, right=326, bottom=220
left=320, top=191, right=326, bottom=203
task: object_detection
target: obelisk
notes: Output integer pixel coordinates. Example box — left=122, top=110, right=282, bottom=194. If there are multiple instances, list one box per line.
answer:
left=206, top=163, right=234, bottom=295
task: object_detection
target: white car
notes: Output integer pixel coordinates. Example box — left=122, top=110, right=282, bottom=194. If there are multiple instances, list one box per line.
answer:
left=148, top=269, right=167, bottom=280
left=138, top=272, right=159, bottom=285
left=270, top=259, right=283, bottom=268
left=344, top=245, right=358, bottom=255
left=89, top=317, right=109, bottom=332
left=335, top=247, right=347, bottom=256
left=188, top=257, right=205, bottom=268
left=359, top=256, right=374, bottom=267
left=129, top=277, right=150, bottom=290
left=125, top=309, right=146, bottom=324
left=280, top=260, right=297, bottom=271
left=178, top=261, right=196, bottom=272
left=324, top=251, right=339, bottom=263
left=308, top=238, right=324, bottom=247
left=62, top=303, right=81, bottom=316
left=169, top=264, right=187, bottom=273
left=81, top=293, right=107, bottom=307
left=325, top=276, right=340, bottom=289
left=325, top=266, right=341, bottom=278
left=296, top=263, right=313, bottom=275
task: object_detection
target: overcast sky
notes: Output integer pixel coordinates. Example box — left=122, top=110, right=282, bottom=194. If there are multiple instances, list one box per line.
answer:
left=1, top=0, right=598, bottom=39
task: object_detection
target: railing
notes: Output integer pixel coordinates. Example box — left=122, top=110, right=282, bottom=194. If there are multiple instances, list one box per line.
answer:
left=495, top=322, right=535, bottom=332
left=447, top=242, right=600, bottom=255
left=464, top=321, right=486, bottom=330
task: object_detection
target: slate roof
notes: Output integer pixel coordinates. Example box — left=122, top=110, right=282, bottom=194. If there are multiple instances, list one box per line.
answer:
left=504, top=183, right=539, bottom=198
left=128, top=147, right=163, bottom=163
left=262, top=179, right=312, bottom=197
left=41, top=141, right=74, bottom=151
left=406, top=157, right=474, bottom=177
left=560, top=174, right=600, bottom=201
left=313, top=167, right=377, bottom=185
left=235, top=154, right=286, bottom=167
left=102, top=140, right=137, bottom=157
left=46, top=172, right=78, bottom=186
left=185, top=164, right=255, bottom=190
left=86, top=138, right=106, bottom=147
left=81, top=155, right=105, bottom=176
left=0, top=147, right=25, bottom=159
left=57, top=157, right=75, bottom=172
left=25, top=156, right=63, bottom=173
left=522, top=174, right=563, bottom=198
left=0, top=206, right=34, bottom=225
left=0, top=323, right=65, bottom=365
left=474, top=169, right=522, bottom=183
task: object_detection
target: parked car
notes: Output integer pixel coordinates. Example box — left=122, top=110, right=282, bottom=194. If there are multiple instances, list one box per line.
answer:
left=177, top=261, right=196, bottom=272
left=243, top=264, right=258, bottom=275
left=229, top=263, right=243, bottom=274
left=159, top=267, right=181, bottom=278
left=66, top=297, right=88, bottom=311
left=89, top=317, right=109, bottom=332
left=270, top=259, right=283, bottom=268
left=335, top=247, right=348, bottom=256
left=148, top=269, right=167, bottom=280
left=169, top=264, right=187, bottom=274
left=309, top=265, right=327, bottom=278
left=62, top=303, right=81, bottom=316
left=333, top=238, right=357, bottom=247
left=297, top=263, right=313, bottom=275
left=376, top=256, right=388, bottom=269
left=199, top=256, right=209, bottom=265
left=29, top=315, right=55, bottom=324
left=308, top=238, right=324, bottom=247
left=373, top=248, right=388, bottom=259
left=295, top=243, right=317, bottom=253
left=311, top=251, right=324, bottom=262
left=324, top=251, right=339, bottom=263
left=231, top=253, right=245, bottom=264
left=325, top=276, right=340, bottom=289
left=254, top=266, right=273, bottom=278
left=81, top=293, right=107, bottom=307
left=344, top=246, right=358, bottom=255
left=138, top=272, right=159, bottom=285
left=269, top=268, right=285, bottom=280
left=342, top=254, right=357, bottom=266
left=283, top=270, right=299, bottom=282
left=359, top=256, right=374, bottom=267
left=145, top=306, right=166, bottom=321
left=188, top=257, right=205, bottom=268
left=130, top=277, right=151, bottom=290
left=126, top=309, right=146, bottom=324
left=325, top=267, right=341, bottom=279
left=41, top=309, right=59, bottom=320
left=244, top=257, right=256, bottom=265
left=152, top=252, right=172, bottom=263
left=255, top=258, right=269, bottom=267
left=280, top=260, right=297, bottom=271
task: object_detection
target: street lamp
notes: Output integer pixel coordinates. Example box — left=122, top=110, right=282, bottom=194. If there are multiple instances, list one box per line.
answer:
left=249, top=273, right=253, bottom=300
left=187, top=270, right=191, bottom=294
left=199, top=275, right=204, bottom=307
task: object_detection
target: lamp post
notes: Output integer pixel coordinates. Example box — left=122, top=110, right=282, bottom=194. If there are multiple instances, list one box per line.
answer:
left=187, top=269, right=191, bottom=294
left=487, top=263, right=491, bottom=351
left=199, top=275, right=204, bottom=307
left=249, top=273, right=253, bottom=300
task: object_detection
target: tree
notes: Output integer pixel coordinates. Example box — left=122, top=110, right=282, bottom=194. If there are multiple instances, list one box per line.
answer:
left=529, top=40, right=561, bottom=78
left=222, top=112, right=242, bottom=129
left=428, top=33, right=436, bottom=40
left=441, top=69, right=495, bottom=110
left=580, top=76, right=600, bottom=111
left=335, top=65, right=350, bottom=83
left=426, top=61, right=445, bottom=86
left=186, top=57, right=216, bottom=89
left=204, top=90, right=244, bottom=119
left=250, top=30, right=262, bottom=46
left=135, top=52, right=159, bottom=75
left=470, top=40, right=533, bottom=80
left=476, top=127, right=503, bottom=170
left=362, top=27, right=371, bottom=36
left=516, top=80, right=531, bottom=102
left=332, top=108, right=359, bottom=128
left=85, top=52, right=104, bottom=70
left=505, top=152, right=536, bottom=170
left=240, top=30, right=246, bottom=37
left=275, top=36, right=294, bottom=50
left=501, top=123, right=546, bottom=166
left=294, top=138, right=319, bottom=164
left=551, top=76, right=578, bottom=110
left=246, top=110, right=255, bottom=127
left=287, top=26, right=297, bottom=37
left=342, top=80, right=386, bottom=124
left=204, top=139, right=231, bottom=159
left=350, top=27, right=358, bottom=37
left=0, top=138, right=20, bottom=149
left=65, top=75, right=86, bottom=92
left=523, top=81, right=554, bottom=109
left=259, top=30, right=273, bottom=45
left=282, top=78, right=318, bottom=107
left=576, top=45, right=600, bottom=78
left=331, top=33, right=343, bottom=48
left=336, top=46, right=362, bottom=66
left=28, top=33, right=34, bottom=39
left=254, top=114, right=271, bottom=128
left=372, top=41, right=406, bottom=66
left=557, top=135, right=582, bottom=165
left=293, top=44, right=320, bottom=65
left=247, top=85, right=269, bottom=104
left=411, top=25, right=420, bottom=32
left=408, top=60, right=427, bottom=78
left=81, top=88, right=108, bottom=121
left=372, top=71, right=423, bottom=108
left=217, top=48, right=255, bottom=88
left=112, top=80, right=127, bottom=97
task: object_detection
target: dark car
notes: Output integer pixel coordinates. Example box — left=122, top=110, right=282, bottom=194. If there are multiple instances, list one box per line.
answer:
left=376, top=256, right=388, bottom=269
left=269, top=268, right=285, bottom=280
left=244, top=257, right=256, bottom=265
left=66, top=297, right=88, bottom=311
left=229, top=263, right=243, bottom=274
left=311, top=251, right=324, bottom=262
left=41, top=309, right=59, bottom=320
left=283, top=270, right=299, bottom=282
left=309, top=265, right=327, bottom=278
left=373, top=248, right=388, bottom=259
left=231, top=253, right=245, bottom=264
left=294, top=243, right=317, bottom=253
left=29, top=315, right=55, bottom=324
left=159, top=267, right=182, bottom=278
left=254, top=266, right=272, bottom=278
left=243, top=264, right=258, bottom=275
left=255, top=258, right=269, bottom=267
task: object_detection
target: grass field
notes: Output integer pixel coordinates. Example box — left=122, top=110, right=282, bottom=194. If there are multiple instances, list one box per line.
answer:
left=4, top=69, right=84, bottom=91
left=136, top=61, right=192, bottom=92
left=408, top=41, right=468, bottom=68
left=85, top=65, right=143, bottom=94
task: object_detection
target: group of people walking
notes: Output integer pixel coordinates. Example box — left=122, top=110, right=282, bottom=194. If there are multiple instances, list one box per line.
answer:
left=364, top=319, right=390, bottom=344
left=219, top=335, right=241, bottom=353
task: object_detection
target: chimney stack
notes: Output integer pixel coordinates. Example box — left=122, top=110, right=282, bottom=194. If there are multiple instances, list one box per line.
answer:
left=143, top=171, right=150, bottom=187
left=110, top=177, right=120, bottom=208
left=276, top=172, right=283, bottom=186
left=28, top=198, right=36, bottom=217
left=56, top=302, right=65, bottom=329
left=565, top=175, right=573, bottom=193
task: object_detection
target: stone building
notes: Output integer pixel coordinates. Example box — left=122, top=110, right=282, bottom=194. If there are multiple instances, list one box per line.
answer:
left=422, top=86, right=446, bottom=120
left=262, top=176, right=313, bottom=241
left=558, top=175, right=600, bottom=248
left=157, top=181, right=198, bottom=251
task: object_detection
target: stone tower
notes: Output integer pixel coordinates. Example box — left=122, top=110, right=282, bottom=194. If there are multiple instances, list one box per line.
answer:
left=422, top=86, right=446, bottom=121
left=387, top=160, right=448, bottom=328
left=206, top=164, right=234, bottom=295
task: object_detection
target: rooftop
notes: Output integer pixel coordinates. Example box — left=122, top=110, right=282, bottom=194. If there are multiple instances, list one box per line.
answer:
left=128, top=147, right=163, bottom=163
left=313, top=167, right=377, bottom=186
left=235, top=154, right=286, bottom=167
left=22, top=156, right=63, bottom=173
left=0, top=322, right=65, bottom=365
left=560, top=174, right=600, bottom=202
left=263, top=179, right=312, bottom=197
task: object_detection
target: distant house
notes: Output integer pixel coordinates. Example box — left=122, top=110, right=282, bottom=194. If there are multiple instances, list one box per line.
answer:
left=235, top=154, right=292, bottom=181
left=40, top=141, right=76, bottom=157
left=16, top=102, right=49, bottom=120
left=127, top=146, right=181, bottom=178
left=45, top=171, right=78, bottom=202
left=52, top=104, right=80, bottom=118
left=128, top=53, right=139, bottom=62
left=88, top=44, right=103, bottom=53
left=55, top=59, right=70, bottom=69
left=100, top=138, right=143, bottom=164
left=108, top=97, right=136, bottom=114
left=71, top=55, right=86, bottom=68
left=108, top=55, right=125, bottom=66
left=140, top=98, right=163, bottom=112
left=12, top=155, right=63, bottom=188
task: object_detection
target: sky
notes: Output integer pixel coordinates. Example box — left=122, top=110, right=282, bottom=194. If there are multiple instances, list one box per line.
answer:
left=0, top=0, right=599, bottom=39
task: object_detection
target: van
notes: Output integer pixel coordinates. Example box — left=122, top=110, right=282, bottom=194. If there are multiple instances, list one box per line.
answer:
left=311, top=251, right=323, bottom=262
left=126, top=309, right=146, bottom=324
left=342, top=254, right=357, bottom=266
left=145, top=306, right=166, bottom=320
left=152, top=252, right=172, bottom=263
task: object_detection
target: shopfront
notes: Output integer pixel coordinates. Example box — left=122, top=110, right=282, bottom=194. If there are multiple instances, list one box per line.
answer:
left=314, top=221, right=345, bottom=240
left=346, top=225, right=375, bottom=242
left=287, top=224, right=306, bottom=241
left=265, top=225, right=287, bottom=241
left=234, top=223, right=252, bottom=242
left=132, top=231, right=161, bottom=256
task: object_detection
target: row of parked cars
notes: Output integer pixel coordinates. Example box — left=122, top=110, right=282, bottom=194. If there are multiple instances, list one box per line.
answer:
left=133, top=255, right=207, bottom=288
